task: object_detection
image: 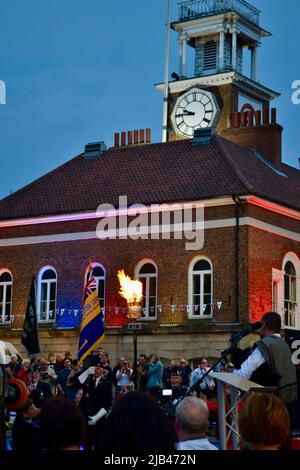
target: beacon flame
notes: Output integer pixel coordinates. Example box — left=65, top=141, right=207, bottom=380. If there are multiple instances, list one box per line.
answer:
left=117, top=270, right=143, bottom=304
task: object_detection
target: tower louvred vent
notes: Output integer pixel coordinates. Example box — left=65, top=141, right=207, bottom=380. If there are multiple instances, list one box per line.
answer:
left=203, top=41, right=217, bottom=70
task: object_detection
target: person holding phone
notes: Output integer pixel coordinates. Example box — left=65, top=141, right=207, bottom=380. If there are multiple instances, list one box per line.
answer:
left=115, top=359, right=133, bottom=396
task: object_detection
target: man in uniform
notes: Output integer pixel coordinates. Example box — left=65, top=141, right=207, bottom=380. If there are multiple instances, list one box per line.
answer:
left=78, top=358, right=112, bottom=449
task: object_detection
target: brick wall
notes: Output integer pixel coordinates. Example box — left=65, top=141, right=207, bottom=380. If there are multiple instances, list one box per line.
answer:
left=248, top=226, right=300, bottom=322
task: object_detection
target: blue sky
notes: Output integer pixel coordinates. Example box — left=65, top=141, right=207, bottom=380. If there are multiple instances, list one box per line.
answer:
left=0, top=0, right=299, bottom=200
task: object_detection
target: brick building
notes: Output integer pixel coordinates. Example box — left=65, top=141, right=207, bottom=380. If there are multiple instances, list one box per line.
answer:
left=0, top=0, right=299, bottom=365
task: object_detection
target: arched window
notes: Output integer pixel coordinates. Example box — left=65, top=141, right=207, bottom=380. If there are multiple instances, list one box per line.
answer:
left=189, top=257, right=213, bottom=318
left=135, top=260, right=157, bottom=319
left=284, top=261, right=297, bottom=328
left=203, top=40, right=217, bottom=71
left=0, top=270, right=13, bottom=323
left=37, top=267, right=57, bottom=322
left=84, top=262, right=106, bottom=308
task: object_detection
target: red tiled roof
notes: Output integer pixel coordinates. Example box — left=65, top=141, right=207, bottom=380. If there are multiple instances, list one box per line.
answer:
left=0, top=136, right=299, bottom=220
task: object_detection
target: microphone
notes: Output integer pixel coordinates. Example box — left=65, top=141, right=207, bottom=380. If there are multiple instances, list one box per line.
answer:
left=230, top=322, right=262, bottom=344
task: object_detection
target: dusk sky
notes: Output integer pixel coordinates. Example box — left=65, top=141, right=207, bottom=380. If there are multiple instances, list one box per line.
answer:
left=0, top=0, right=299, bottom=200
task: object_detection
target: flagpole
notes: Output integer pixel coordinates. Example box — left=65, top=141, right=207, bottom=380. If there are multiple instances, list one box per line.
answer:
left=162, top=0, right=172, bottom=143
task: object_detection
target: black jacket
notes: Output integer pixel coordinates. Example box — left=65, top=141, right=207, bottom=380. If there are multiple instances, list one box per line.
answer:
left=12, top=415, right=41, bottom=451
left=29, top=381, right=52, bottom=407
left=84, top=375, right=112, bottom=416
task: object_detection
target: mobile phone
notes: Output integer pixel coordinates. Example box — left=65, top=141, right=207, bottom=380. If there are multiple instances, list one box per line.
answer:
left=162, top=389, right=172, bottom=396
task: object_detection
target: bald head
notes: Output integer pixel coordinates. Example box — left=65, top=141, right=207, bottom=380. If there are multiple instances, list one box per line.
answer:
left=175, top=396, right=209, bottom=435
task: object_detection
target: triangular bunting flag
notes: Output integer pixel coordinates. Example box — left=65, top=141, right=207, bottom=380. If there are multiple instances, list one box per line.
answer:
left=74, top=309, right=79, bottom=317
left=60, top=309, right=65, bottom=316
left=142, top=307, right=147, bottom=315
left=186, top=305, right=190, bottom=313
left=164, top=304, right=169, bottom=313
left=171, top=305, right=176, bottom=313
left=217, top=301, right=223, bottom=310
left=158, top=305, right=162, bottom=313
left=202, top=304, right=207, bottom=314
left=101, top=307, right=105, bottom=315
left=194, top=305, right=199, bottom=312
left=115, top=307, right=119, bottom=315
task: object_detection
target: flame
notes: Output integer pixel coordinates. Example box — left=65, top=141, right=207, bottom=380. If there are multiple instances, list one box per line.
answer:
left=117, top=270, right=143, bottom=304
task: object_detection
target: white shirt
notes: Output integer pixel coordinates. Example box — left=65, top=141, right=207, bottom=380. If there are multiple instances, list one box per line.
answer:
left=233, top=334, right=281, bottom=379
left=176, top=438, right=219, bottom=451
left=94, top=376, right=102, bottom=388
left=190, top=368, right=215, bottom=390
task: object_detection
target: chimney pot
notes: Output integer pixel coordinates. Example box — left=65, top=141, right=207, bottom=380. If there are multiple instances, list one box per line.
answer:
left=134, top=130, right=139, bottom=145
left=241, top=112, right=248, bottom=127
left=248, top=111, right=254, bottom=127
left=128, top=131, right=133, bottom=145
left=263, top=108, right=269, bottom=125
left=271, top=108, right=277, bottom=124
left=146, top=128, right=151, bottom=144
left=121, top=132, right=126, bottom=146
left=114, top=133, right=120, bottom=147
left=255, top=110, right=261, bottom=126
left=234, top=112, right=241, bottom=128
left=139, top=129, right=145, bottom=144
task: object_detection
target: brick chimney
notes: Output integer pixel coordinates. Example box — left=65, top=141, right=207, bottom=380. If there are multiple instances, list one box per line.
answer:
left=114, top=129, right=151, bottom=147
left=220, top=108, right=283, bottom=169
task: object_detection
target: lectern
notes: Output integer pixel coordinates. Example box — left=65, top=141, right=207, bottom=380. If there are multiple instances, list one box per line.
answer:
left=211, top=372, right=276, bottom=450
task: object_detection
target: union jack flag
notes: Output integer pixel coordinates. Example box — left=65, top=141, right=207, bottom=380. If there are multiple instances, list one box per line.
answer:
left=85, top=273, right=97, bottom=297
left=78, top=262, right=105, bottom=364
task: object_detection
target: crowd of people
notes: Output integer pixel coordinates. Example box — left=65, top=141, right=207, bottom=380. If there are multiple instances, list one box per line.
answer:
left=6, top=349, right=218, bottom=450
left=4, top=311, right=298, bottom=451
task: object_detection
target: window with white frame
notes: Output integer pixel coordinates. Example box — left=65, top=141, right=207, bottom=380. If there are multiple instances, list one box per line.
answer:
left=38, top=267, right=57, bottom=322
left=136, top=261, right=157, bottom=319
left=284, top=261, right=297, bottom=328
left=89, top=263, right=106, bottom=308
left=189, top=258, right=213, bottom=318
left=272, top=280, right=279, bottom=313
left=0, top=270, right=13, bottom=323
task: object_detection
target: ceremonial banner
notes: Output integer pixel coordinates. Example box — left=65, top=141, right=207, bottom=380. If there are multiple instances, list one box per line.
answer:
left=78, top=263, right=104, bottom=364
left=21, top=276, right=40, bottom=355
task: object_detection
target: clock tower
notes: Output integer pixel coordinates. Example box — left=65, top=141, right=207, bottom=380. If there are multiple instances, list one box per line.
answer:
left=156, top=0, right=280, bottom=141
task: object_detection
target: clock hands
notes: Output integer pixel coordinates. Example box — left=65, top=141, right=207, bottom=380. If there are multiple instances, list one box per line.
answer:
left=175, top=110, right=196, bottom=118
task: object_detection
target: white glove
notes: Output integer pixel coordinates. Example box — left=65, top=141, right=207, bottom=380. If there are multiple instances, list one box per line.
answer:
left=78, top=366, right=95, bottom=384
left=88, top=407, right=107, bottom=426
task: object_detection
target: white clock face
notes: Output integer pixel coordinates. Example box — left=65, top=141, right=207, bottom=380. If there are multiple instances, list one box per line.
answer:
left=171, top=88, right=219, bottom=137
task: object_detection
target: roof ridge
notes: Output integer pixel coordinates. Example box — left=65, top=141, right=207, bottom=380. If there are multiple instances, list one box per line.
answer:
left=215, top=135, right=255, bottom=193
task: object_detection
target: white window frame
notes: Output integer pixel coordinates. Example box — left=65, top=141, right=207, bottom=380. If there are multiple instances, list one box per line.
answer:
left=188, top=256, right=213, bottom=319
left=272, top=268, right=284, bottom=316
left=282, top=252, right=300, bottom=330
left=37, top=266, right=57, bottom=323
left=84, top=262, right=106, bottom=308
left=135, top=259, right=158, bottom=320
left=0, top=269, right=13, bottom=323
